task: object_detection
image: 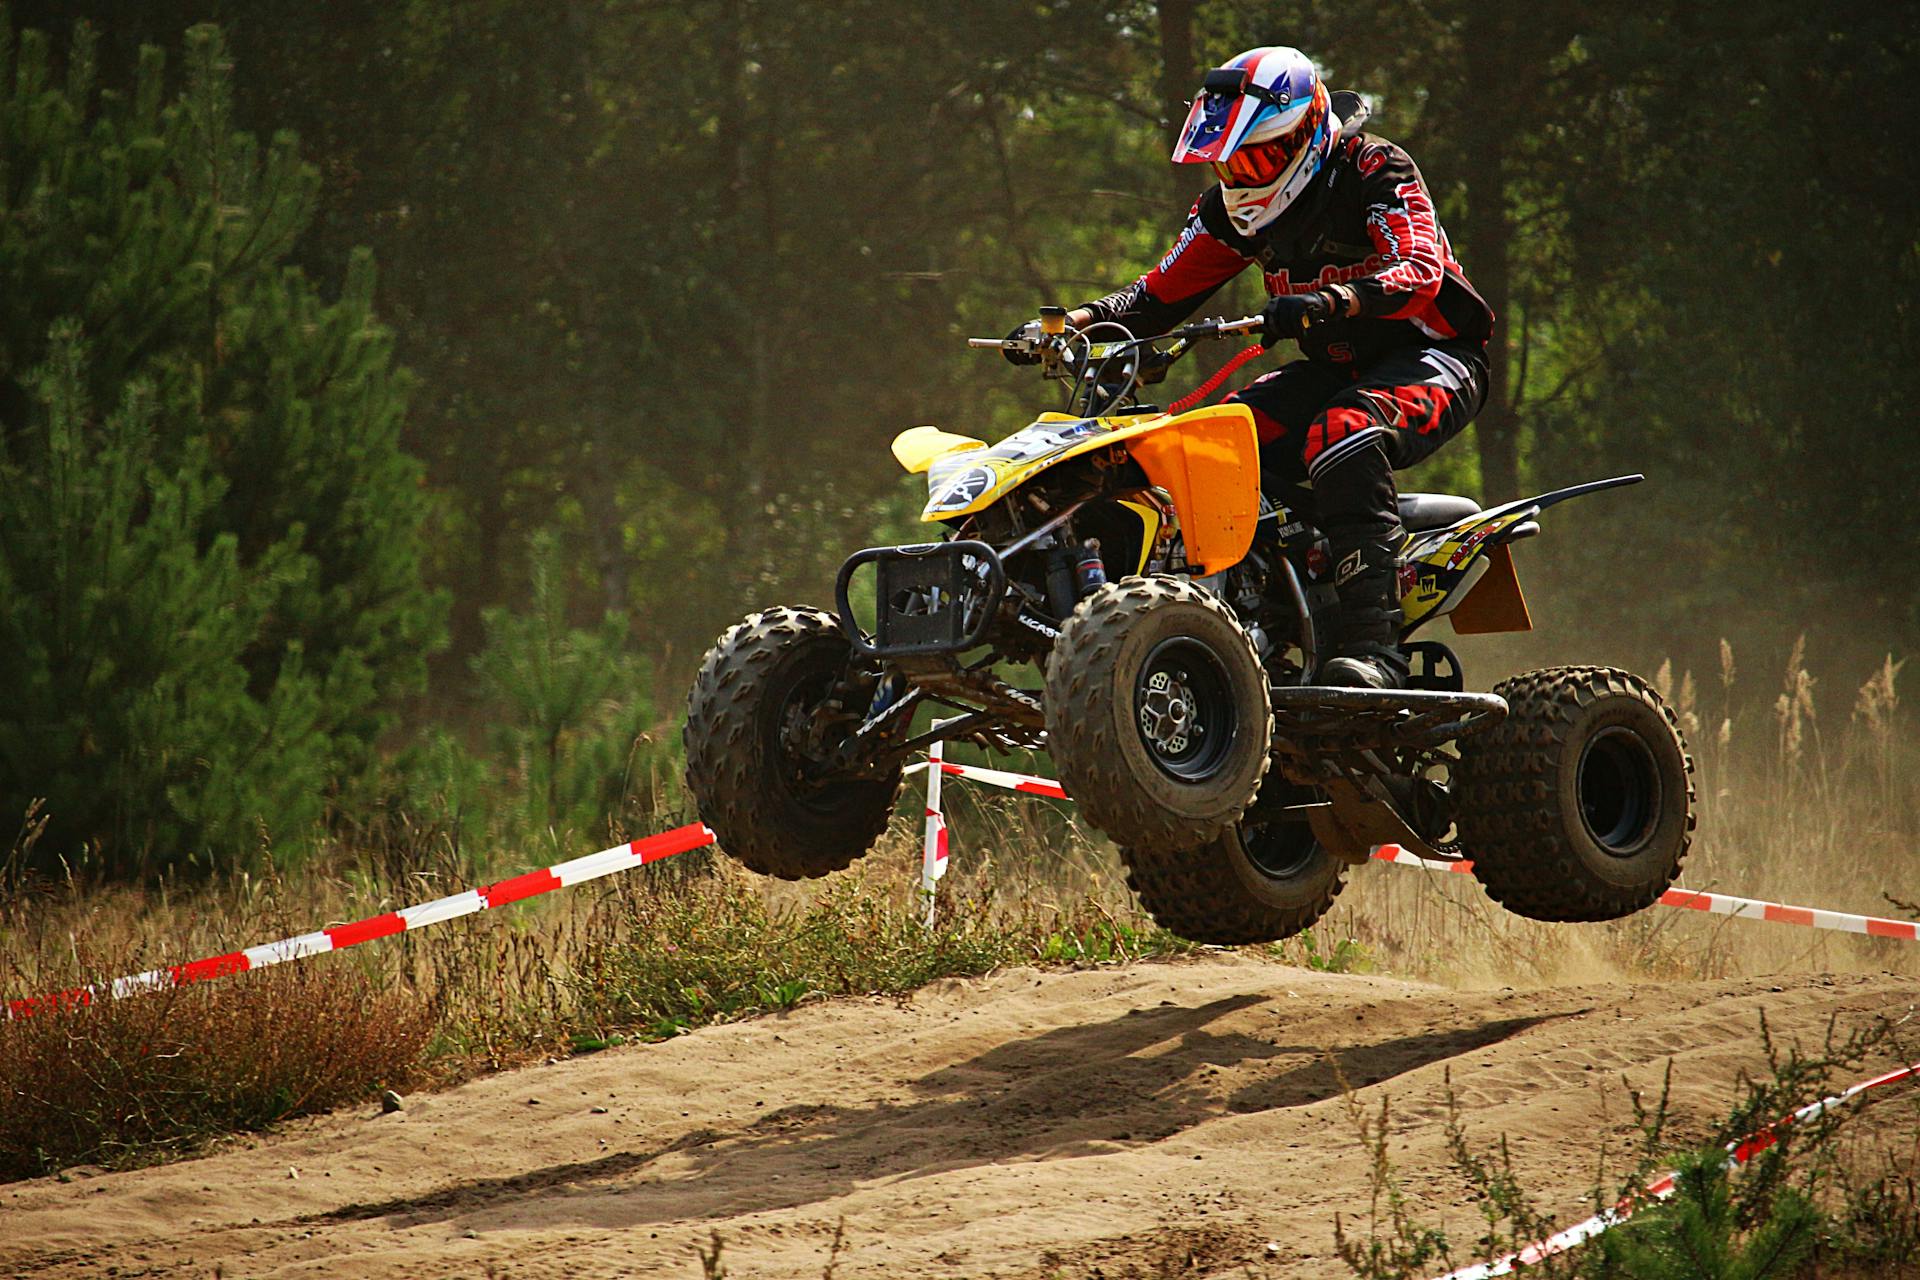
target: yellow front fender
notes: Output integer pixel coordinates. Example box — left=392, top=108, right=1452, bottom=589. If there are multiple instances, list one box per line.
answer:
left=893, top=407, right=1261, bottom=576
left=891, top=426, right=986, bottom=475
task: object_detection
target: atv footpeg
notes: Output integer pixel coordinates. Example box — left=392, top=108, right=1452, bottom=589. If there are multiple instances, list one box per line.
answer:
left=1269, top=685, right=1507, bottom=752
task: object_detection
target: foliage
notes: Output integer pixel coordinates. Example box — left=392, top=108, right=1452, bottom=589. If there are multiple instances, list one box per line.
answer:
left=1601, top=1150, right=1820, bottom=1280
left=0, top=328, right=327, bottom=869
left=472, top=530, right=663, bottom=849
left=0, top=19, right=441, bottom=873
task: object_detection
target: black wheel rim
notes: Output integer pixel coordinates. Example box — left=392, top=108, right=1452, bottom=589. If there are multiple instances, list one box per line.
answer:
left=1577, top=726, right=1661, bottom=855
left=1237, top=818, right=1320, bottom=880
left=772, top=660, right=861, bottom=813
left=1133, top=636, right=1237, bottom=781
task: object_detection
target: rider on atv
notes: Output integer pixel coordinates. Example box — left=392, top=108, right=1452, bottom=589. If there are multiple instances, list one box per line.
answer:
left=1012, top=45, right=1494, bottom=691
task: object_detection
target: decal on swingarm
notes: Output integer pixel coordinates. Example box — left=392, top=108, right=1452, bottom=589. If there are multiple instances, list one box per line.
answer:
left=1016, top=606, right=1061, bottom=641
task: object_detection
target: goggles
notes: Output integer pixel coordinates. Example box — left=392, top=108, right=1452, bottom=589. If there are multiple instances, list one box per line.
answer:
left=1211, top=138, right=1297, bottom=189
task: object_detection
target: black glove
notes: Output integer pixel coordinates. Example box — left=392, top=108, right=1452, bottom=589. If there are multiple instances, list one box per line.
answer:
left=1260, top=292, right=1334, bottom=346
left=1001, top=321, right=1043, bottom=366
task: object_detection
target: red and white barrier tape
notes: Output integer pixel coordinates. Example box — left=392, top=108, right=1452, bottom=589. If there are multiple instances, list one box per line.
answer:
left=17, top=751, right=1913, bottom=1019
left=6, top=822, right=715, bottom=1020
left=1653, top=886, right=1919, bottom=940
left=1427, top=1056, right=1920, bottom=1279
left=934, top=759, right=1068, bottom=798
left=7, top=747, right=1903, bottom=1280
left=925, top=758, right=1920, bottom=943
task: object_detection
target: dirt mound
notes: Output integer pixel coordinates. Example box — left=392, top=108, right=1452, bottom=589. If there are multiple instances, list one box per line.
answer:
left=2, top=956, right=1912, bottom=1278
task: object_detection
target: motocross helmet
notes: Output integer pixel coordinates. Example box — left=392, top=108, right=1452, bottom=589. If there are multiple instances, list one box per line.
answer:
left=1171, top=46, right=1337, bottom=237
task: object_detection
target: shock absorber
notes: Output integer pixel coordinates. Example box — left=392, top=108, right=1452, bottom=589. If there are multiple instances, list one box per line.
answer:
left=1044, top=543, right=1078, bottom=617
left=1074, top=538, right=1107, bottom=597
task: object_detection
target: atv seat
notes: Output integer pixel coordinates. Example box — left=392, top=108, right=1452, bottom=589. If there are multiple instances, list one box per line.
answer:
left=1398, top=492, right=1480, bottom=531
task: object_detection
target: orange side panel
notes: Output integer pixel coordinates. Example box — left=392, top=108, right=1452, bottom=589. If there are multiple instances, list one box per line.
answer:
left=1125, top=408, right=1261, bottom=576
left=1449, top=542, right=1534, bottom=635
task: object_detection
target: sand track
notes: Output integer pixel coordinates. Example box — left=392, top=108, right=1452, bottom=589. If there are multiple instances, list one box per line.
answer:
left=3, top=956, right=1914, bottom=1278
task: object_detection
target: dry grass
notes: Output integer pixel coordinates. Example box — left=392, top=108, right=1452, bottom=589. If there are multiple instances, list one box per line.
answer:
left=0, top=807, right=1196, bottom=1180
left=0, top=961, right=430, bottom=1179
left=1286, top=640, right=1920, bottom=988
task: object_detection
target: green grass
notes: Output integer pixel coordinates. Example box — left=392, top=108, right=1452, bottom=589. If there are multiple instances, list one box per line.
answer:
left=573, top=862, right=1198, bottom=1043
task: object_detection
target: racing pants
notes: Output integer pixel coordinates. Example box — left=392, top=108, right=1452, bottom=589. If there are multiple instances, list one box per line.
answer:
left=1225, top=341, right=1489, bottom=660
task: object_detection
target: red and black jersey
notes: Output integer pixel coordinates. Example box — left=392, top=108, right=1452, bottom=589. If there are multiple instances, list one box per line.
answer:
left=1078, top=131, right=1493, bottom=368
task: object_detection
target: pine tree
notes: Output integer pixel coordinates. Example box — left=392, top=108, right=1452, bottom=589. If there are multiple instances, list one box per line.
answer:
left=0, top=19, right=443, bottom=874
left=472, top=531, right=654, bottom=848
left=1599, top=1149, right=1821, bottom=1280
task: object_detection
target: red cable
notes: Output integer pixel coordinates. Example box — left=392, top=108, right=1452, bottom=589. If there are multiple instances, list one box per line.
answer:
left=1169, top=343, right=1266, bottom=414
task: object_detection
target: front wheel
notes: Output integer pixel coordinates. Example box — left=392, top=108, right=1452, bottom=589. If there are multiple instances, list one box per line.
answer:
left=1044, top=575, right=1271, bottom=849
left=1454, top=666, right=1694, bottom=922
left=1120, top=781, right=1346, bottom=944
left=683, top=606, right=901, bottom=880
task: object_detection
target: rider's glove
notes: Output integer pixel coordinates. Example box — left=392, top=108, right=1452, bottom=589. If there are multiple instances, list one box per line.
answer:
left=1260, top=291, right=1335, bottom=346
left=1001, top=321, right=1044, bottom=366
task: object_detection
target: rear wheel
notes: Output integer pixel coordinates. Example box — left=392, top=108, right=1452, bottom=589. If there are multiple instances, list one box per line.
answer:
left=1454, top=666, right=1694, bottom=922
left=684, top=607, right=901, bottom=879
left=1120, top=781, right=1345, bottom=944
left=1044, top=576, right=1271, bottom=849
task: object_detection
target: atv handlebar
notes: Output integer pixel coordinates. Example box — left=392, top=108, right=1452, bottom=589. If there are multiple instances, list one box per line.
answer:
left=966, top=314, right=1261, bottom=352
left=968, top=314, right=1264, bottom=417
left=1162, top=315, right=1264, bottom=341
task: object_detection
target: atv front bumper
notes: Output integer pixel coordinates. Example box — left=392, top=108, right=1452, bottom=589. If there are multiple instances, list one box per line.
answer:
left=835, top=540, right=1006, bottom=658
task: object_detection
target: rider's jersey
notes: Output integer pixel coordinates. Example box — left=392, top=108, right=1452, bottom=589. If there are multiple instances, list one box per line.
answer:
left=1077, top=132, right=1494, bottom=369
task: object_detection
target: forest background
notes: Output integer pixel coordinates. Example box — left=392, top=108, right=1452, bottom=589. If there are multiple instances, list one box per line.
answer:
left=2, top=0, right=1915, bottom=877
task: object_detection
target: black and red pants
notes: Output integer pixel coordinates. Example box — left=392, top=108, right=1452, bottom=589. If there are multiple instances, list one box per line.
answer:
left=1226, top=341, right=1489, bottom=546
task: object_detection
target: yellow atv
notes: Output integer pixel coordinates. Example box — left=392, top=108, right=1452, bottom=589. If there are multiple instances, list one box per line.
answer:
left=684, top=311, right=1693, bottom=943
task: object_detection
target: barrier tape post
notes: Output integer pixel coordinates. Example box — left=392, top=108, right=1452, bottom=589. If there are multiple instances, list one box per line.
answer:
left=920, top=724, right=954, bottom=931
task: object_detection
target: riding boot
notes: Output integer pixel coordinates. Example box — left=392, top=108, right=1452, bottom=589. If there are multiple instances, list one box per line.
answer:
left=1320, top=538, right=1410, bottom=689
left=1312, top=439, right=1409, bottom=690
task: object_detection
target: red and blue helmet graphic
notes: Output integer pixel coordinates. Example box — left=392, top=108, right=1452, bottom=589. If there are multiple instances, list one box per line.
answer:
left=1172, top=46, right=1324, bottom=165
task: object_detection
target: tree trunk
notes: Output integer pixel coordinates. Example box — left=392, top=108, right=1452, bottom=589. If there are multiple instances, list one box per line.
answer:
left=1458, top=8, right=1519, bottom=502
left=1157, top=0, right=1202, bottom=207
left=714, top=0, right=767, bottom=597
left=564, top=0, right=628, bottom=620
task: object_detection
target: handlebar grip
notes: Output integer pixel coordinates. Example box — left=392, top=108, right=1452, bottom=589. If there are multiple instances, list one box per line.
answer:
left=967, top=338, right=1011, bottom=348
